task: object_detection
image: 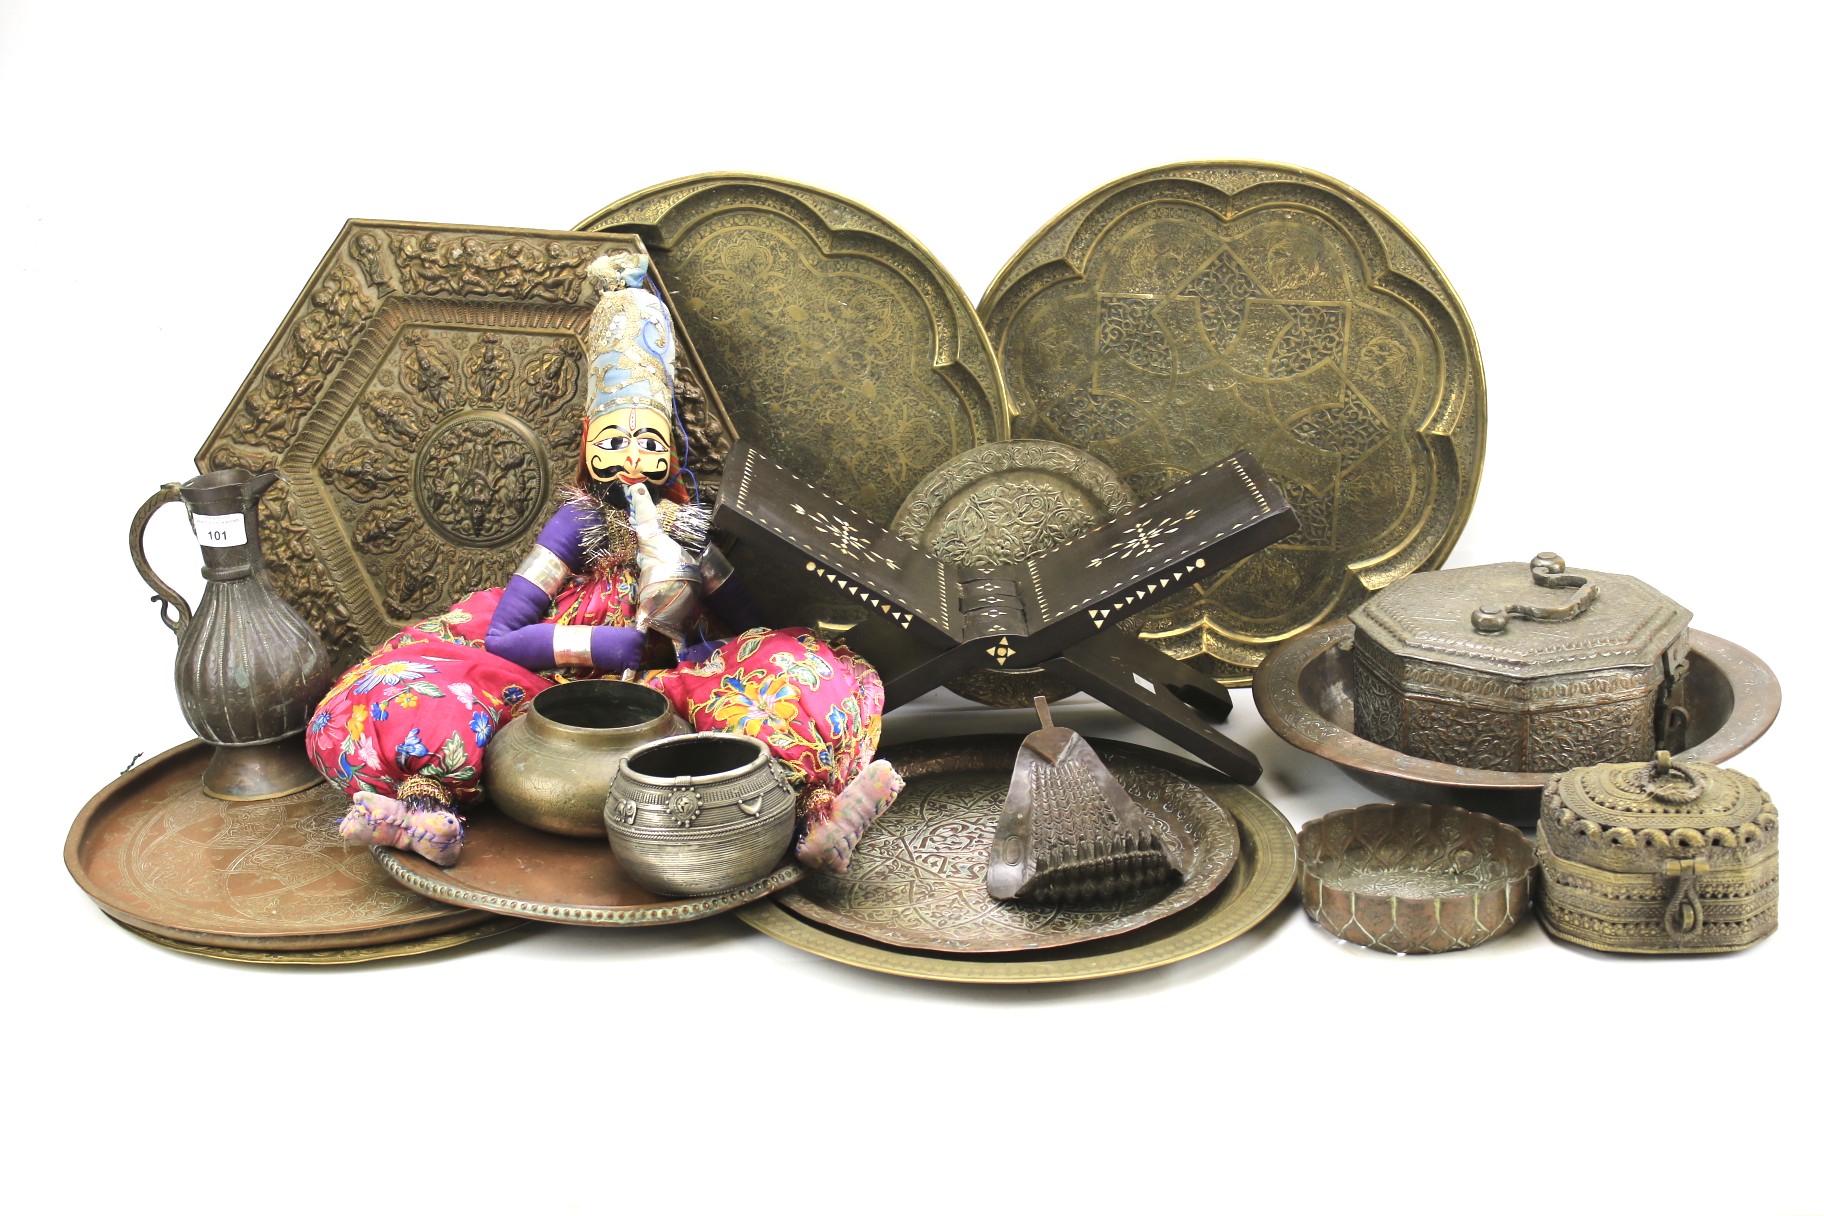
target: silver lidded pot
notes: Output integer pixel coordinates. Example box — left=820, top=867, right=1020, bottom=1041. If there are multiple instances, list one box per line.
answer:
left=607, top=733, right=798, bottom=897
left=485, top=680, right=686, bottom=838
left=1348, top=552, right=1692, bottom=773
left=129, top=469, right=332, bottom=800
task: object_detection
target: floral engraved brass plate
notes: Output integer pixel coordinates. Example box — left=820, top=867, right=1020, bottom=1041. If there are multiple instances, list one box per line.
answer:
left=777, top=735, right=1240, bottom=953
left=65, top=740, right=502, bottom=954
left=577, top=175, right=1012, bottom=527
left=980, top=163, right=1484, bottom=683
left=738, top=734, right=1297, bottom=984
left=196, top=221, right=734, bottom=667
left=891, top=440, right=1136, bottom=706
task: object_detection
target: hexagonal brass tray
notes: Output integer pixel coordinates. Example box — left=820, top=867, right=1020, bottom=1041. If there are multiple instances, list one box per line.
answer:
left=195, top=220, right=735, bottom=667
left=980, top=162, right=1485, bottom=684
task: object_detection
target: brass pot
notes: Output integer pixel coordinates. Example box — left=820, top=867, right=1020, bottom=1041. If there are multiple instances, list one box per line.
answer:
left=485, top=681, right=686, bottom=838
left=607, top=733, right=798, bottom=897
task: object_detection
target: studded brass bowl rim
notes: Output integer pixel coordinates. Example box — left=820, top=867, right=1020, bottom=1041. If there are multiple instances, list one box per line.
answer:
left=1254, top=621, right=1782, bottom=819
left=735, top=737, right=1296, bottom=983
left=979, top=160, right=1485, bottom=683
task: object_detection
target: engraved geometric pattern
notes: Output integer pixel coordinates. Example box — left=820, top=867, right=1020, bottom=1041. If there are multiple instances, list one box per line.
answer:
left=982, top=162, right=1483, bottom=683
left=196, top=222, right=734, bottom=668
left=778, top=743, right=1239, bottom=953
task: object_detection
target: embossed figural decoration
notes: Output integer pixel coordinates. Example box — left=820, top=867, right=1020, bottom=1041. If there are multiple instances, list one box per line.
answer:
left=195, top=221, right=734, bottom=669
left=981, top=161, right=1484, bottom=683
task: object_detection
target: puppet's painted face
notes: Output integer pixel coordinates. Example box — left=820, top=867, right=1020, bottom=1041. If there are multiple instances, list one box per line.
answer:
left=586, top=405, right=675, bottom=487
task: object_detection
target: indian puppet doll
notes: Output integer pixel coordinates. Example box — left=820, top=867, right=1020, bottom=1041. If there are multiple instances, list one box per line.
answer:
left=310, top=251, right=901, bottom=872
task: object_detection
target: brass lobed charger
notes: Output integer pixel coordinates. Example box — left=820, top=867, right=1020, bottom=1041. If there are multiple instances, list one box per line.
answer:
left=65, top=740, right=508, bottom=961
left=577, top=173, right=1013, bottom=632
left=980, top=161, right=1485, bottom=685
left=742, top=735, right=1297, bottom=983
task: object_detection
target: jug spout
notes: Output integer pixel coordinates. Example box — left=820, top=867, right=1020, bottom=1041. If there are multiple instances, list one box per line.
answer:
left=240, top=469, right=281, bottom=513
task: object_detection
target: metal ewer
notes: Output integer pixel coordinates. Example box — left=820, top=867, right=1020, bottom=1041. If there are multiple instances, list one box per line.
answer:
left=606, top=733, right=797, bottom=897
left=129, top=469, right=332, bottom=800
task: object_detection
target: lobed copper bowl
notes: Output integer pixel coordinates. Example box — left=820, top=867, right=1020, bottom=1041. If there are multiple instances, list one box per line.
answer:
left=1255, top=622, right=1781, bottom=821
left=1297, top=803, right=1534, bottom=954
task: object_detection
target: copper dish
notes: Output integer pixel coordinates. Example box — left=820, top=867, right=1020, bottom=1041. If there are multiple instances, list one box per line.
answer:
left=65, top=740, right=505, bottom=959
left=1255, top=622, right=1781, bottom=819
left=375, top=806, right=802, bottom=926
left=738, top=737, right=1297, bottom=984
left=1297, top=803, right=1534, bottom=953
left=775, top=735, right=1240, bottom=953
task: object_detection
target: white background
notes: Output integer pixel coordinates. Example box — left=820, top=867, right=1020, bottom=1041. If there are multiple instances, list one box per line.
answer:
left=4, top=3, right=1818, bottom=1213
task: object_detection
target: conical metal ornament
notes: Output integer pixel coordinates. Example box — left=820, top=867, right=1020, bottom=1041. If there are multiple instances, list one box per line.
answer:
left=986, top=698, right=1186, bottom=904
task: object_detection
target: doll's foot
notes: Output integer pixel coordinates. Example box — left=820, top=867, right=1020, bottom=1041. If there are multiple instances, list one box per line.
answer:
left=339, top=789, right=464, bottom=866
left=794, top=760, right=904, bottom=875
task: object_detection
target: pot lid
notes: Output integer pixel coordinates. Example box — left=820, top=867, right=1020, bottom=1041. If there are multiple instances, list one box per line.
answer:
left=1554, top=752, right=1773, bottom=834
left=1350, top=552, right=1690, bottom=678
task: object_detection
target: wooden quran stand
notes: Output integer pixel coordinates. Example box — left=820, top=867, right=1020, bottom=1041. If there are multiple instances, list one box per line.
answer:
left=711, top=444, right=1300, bottom=784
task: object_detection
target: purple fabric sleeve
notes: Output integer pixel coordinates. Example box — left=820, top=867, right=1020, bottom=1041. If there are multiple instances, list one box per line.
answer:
left=485, top=501, right=641, bottom=670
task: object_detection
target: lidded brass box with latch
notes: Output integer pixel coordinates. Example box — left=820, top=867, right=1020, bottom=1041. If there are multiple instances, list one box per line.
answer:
left=1347, top=552, right=1692, bottom=772
left=1537, top=752, right=1777, bottom=953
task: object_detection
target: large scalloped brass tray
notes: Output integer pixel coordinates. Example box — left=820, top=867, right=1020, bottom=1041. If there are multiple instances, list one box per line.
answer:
left=738, top=735, right=1296, bottom=983
left=577, top=173, right=1012, bottom=535
left=65, top=740, right=505, bottom=959
left=980, top=162, right=1484, bottom=684
left=195, top=220, right=733, bottom=668
left=777, top=736, right=1239, bottom=952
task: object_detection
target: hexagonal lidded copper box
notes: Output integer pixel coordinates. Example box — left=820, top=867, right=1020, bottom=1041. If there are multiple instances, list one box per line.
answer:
left=196, top=221, right=733, bottom=666
left=1347, top=552, right=1692, bottom=772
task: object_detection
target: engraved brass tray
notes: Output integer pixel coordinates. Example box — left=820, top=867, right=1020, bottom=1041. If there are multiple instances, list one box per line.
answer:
left=739, top=736, right=1297, bottom=983
left=376, top=807, right=803, bottom=926
left=1254, top=622, right=1781, bottom=820
left=195, top=221, right=734, bottom=669
left=889, top=439, right=1135, bottom=706
left=980, top=162, right=1484, bottom=684
left=117, top=920, right=522, bottom=966
left=64, top=740, right=505, bottom=958
left=777, top=736, right=1239, bottom=951
left=578, top=175, right=1013, bottom=629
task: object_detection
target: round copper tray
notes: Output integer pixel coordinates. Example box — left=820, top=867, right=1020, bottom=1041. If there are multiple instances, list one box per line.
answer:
left=738, top=738, right=1296, bottom=983
left=777, top=736, right=1240, bottom=952
left=376, top=806, right=803, bottom=926
left=65, top=740, right=503, bottom=955
left=980, top=161, right=1484, bottom=685
left=1255, top=622, right=1781, bottom=819
left=116, top=918, right=524, bottom=965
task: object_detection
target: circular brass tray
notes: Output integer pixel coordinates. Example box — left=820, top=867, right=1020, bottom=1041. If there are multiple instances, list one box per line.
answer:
left=889, top=440, right=1135, bottom=706
left=979, top=161, right=1484, bottom=684
left=578, top=174, right=1012, bottom=629
left=65, top=740, right=503, bottom=954
left=777, top=736, right=1239, bottom=952
left=1254, top=622, right=1781, bottom=820
left=116, top=918, right=525, bottom=966
left=739, top=737, right=1296, bottom=983
left=376, top=806, right=803, bottom=926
